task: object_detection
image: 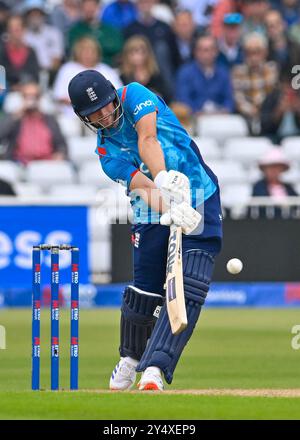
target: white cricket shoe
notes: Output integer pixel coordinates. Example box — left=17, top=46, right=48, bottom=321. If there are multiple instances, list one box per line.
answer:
left=138, top=366, right=164, bottom=391
left=109, top=357, right=138, bottom=391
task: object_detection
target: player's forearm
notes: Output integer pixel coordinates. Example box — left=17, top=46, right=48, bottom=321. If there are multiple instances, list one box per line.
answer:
left=130, top=171, right=167, bottom=213
left=138, top=136, right=166, bottom=179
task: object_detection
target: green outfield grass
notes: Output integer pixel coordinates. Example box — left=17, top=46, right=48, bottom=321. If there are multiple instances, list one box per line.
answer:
left=0, top=308, right=300, bottom=419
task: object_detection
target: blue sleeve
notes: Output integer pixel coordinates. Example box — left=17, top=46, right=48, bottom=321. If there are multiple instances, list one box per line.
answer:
left=125, top=82, right=157, bottom=124
left=99, top=155, right=139, bottom=189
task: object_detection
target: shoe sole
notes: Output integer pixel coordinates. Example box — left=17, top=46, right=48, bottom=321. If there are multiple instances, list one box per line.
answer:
left=138, top=382, right=163, bottom=391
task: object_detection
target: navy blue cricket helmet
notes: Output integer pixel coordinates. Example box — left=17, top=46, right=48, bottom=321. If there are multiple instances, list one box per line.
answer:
left=68, top=70, right=123, bottom=134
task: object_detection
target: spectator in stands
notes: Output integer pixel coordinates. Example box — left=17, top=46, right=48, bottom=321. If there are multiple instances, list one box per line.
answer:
left=241, top=0, right=270, bottom=36
left=68, top=0, right=123, bottom=66
left=120, top=35, right=172, bottom=103
left=218, top=13, right=244, bottom=69
left=0, top=49, right=5, bottom=110
left=101, top=0, right=138, bottom=29
left=0, top=82, right=67, bottom=164
left=0, top=1, right=10, bottom=40
left=175, top=34, right=234, bottom=114
left=53, top=36, right=123, bottom=116
left=275, top=0, right=300, bottom=27
left=265, top=9, right=300, bottom=79
left=151, top=1, right=174, bottom=25
left=252, top=147, right=298, bottom=198
left=289, top=19, right=300, bottom=44
left=232, top=33, right=278, bottom=134
left=261, top=77, right=300, bottom=141
left=0, top=178, right=16, bottom=196
left=173, top=9, right=198, bottom=65
left=124, top=0, right=180, bottom=91
left=51, top=0, right=81, bottom=44
left=22, top=0, right=64, bottom=85
left=211, top=0, right=237, bottom=38
left=0, top=15, right=40, bottom=90
left=169, top=101, right=194, bottom=134
left=176, top=0, right=218, bottom=30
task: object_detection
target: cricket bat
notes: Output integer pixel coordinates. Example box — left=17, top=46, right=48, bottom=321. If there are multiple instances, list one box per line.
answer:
left=165, top=224, right=188, bottom=335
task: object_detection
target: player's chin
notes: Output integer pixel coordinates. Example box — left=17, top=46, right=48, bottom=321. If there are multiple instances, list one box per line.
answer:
left=112, top=119, right=120, bottom=128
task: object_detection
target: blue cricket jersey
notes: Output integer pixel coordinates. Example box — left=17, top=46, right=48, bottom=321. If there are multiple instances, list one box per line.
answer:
left=95, top=82, right=222, bottom=242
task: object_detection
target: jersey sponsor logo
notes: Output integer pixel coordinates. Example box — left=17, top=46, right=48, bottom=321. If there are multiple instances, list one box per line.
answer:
left=133, top=100, right=154, bottom=115
left=86, top=87, right=98, bottom=102
left=133, top=232, right=140, bottom=248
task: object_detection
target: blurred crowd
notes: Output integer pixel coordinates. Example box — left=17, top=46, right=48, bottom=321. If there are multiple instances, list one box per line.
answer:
left=0, top=0, right=300, bottom=206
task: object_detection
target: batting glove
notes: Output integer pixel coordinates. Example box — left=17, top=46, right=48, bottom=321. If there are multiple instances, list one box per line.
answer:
left=154, top=170, right=191, bottom=207
left=160, top=201, right=202, bottom=235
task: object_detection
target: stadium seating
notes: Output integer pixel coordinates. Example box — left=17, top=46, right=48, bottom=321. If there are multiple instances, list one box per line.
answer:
left=221, top=183, right=252, bottom=208
left=67, top=136, right=98, bottom=165
left=57, top=114, right=82, bottom=138
left=196, top=115, right=248, bottom=143
left=0, top=161, right=23, bottom=183
left=193, top=137, right=221, bottom=161
left=48, top=184, right=97, bottom=201
left=223, top=137, right=272, bottom=165
left=79, top=161, right=118, bottom=187
left=26, top=161, right=76, bottom=190
left=14, top=183, right=43, bottom=197
left=281, top=165, right=300, bottom=184
left=206, top=160, right=248, bottom=186
left=281, top=137, right=300, bottom=161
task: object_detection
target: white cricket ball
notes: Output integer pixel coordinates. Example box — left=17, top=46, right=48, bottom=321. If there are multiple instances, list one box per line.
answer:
left=226, top=258, right=243, bottom=275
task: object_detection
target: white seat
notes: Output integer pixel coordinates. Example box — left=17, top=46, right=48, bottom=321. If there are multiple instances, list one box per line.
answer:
left=0, top=161, right=23, bottom=183
left=67, top=136, right=98, bottom=165
left=208, top=161, right=248, bottom=185
left=90, top=240, right=111, bottom=273
left=192, top=137, right=221, bottom=161
left=221, top=183, right=251, bottom=208
left=223, top=137, right=272, bottom=165
left=26, top=161, right=75, bottom=188
left=281, top=165, right=300, bottom=184
left=14, top=183, right=43, bottom=197
left=281, top=137, right=300, bottom=160
left=79, top=161, right=118, bottom=188
left=197, top=115, right=248, bottom=143
left=3, top=91, right=55, bottom=114
left=49, top=184, right=97, bottom=201
left=248, top=166, right=262, bottom=183
left=57, top=114, right=82, bottom=137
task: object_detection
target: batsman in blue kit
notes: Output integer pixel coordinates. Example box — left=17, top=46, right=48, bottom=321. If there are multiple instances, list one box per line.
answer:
left=68, top=70, right=222, bottom=391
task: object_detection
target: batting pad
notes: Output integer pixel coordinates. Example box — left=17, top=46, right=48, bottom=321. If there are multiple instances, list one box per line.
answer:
left=136, top=251, right=215, bottom=384
left=119, top=286, right=164, bottom=361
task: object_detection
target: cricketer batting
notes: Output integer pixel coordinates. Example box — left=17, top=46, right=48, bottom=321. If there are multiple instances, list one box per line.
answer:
left=68, top=70, right=222, bottom=391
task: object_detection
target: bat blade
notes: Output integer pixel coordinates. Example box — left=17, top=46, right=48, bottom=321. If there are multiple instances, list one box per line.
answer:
left=165, top=225, right=187, bottom=335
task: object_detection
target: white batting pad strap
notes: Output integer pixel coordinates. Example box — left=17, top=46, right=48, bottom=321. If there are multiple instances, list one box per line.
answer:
left=129, top=285, right=163, bottom=298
